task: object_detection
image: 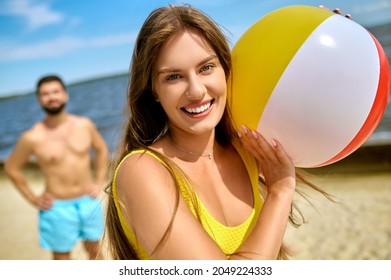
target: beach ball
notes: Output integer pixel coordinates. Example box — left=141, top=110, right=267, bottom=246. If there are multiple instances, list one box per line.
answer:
left=228, top=5, right=390, bottom=168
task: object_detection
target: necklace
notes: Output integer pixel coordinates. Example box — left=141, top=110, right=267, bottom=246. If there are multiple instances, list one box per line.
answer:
left=172, top=144, right=212, bottom=159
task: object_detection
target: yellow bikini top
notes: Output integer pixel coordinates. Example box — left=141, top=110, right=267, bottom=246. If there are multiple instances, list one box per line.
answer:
left=112, top=140, right=262, bottom=259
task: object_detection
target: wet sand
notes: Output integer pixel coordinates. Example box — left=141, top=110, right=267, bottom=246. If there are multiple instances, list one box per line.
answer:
left=0, top=146, right=390, bottom=260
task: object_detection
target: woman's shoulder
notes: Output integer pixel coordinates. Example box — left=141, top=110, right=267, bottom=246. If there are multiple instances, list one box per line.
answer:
left=114, top=149, right=172, bottom=191
left=113, top=148, right=179, bottom=224
left=116, top=149, right=166, bottom=175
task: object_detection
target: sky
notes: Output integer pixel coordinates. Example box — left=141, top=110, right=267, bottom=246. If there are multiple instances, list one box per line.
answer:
left=0, top=0, right=390, bottom=97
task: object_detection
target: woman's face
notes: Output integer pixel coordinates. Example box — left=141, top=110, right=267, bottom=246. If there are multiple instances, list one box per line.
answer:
left=154, top=30, right=227, bottom=135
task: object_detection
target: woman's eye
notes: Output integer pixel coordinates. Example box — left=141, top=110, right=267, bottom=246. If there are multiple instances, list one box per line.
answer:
left=166, top=74, right=181, bottom=81
left=201, top=64, right=214, bottom=73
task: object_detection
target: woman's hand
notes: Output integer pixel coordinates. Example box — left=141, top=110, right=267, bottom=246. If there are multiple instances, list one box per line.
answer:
left=237, top=125, right=296, bottom=196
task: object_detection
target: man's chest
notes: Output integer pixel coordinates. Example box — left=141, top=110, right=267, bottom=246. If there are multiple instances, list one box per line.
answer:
left=33, top=125, right=92, bottom=162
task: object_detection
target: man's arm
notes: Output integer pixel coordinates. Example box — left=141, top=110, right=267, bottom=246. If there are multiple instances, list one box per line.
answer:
left=89, top=120, right=109, bottom=190
left=4, top=133, right=39, bottom=206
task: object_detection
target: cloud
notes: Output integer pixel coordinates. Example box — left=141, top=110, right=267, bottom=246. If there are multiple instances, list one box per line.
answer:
left=0, top=33, right=137, bottom=62
left=0, top=0, right=64, bottom=30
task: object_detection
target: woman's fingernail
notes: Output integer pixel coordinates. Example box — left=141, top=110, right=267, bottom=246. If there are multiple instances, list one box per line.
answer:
left=251, top=130, right=258, bottom=139
left=241, top=125, right=248, bottom=134
left=272, top=139, right=277, bottom=147
left=237, top=130, right=242, bottom=138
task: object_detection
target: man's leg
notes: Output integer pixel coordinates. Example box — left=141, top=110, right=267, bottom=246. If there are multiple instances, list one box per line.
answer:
left=39, top=201, right=78, bottom=260
left=53, top=251, right=71, bottom=260
left=80, top=196, right=104, bottom=259
left=83, top=240, right=104, bottom=260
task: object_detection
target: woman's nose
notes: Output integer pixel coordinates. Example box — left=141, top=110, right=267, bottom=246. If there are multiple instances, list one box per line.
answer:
left=186, top=74, right=206, bottom=100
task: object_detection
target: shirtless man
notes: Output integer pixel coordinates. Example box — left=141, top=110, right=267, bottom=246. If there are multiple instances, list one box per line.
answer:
left=4, top=75, right=109, bottom=260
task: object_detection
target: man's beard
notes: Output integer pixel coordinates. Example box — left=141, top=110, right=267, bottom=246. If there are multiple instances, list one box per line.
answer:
left=42, top=103, right=66, bottom=115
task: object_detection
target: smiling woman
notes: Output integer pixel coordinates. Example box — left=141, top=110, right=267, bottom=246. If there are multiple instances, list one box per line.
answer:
left=103, top=4, right=334, bottom=260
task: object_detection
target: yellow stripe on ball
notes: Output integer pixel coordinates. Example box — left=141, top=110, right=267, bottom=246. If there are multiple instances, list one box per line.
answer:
left=228, top=5, right=333, bottom=130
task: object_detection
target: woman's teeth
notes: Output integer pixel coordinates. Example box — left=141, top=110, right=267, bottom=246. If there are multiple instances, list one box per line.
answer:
left=184, top=102, right=211, bottom=114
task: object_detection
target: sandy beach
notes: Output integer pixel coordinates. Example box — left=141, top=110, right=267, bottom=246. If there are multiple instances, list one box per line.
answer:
left=0, top=165, right=108, bottom=260
left=0, top=146, right=390, bottom=260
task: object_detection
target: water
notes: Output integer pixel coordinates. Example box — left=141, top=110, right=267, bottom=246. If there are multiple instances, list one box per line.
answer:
left=0, top=73, right=390, bottom=162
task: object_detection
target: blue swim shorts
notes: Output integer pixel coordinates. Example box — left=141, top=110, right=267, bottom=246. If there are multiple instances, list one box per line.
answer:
left=39, top=195, right=104, bottom=253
